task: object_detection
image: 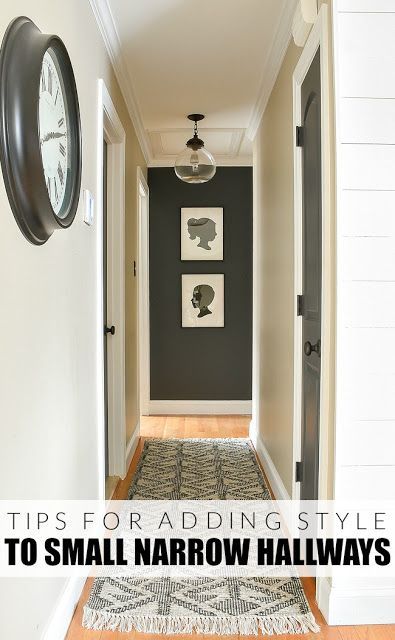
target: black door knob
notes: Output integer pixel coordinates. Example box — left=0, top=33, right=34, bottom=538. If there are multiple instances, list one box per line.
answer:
left=304, top=339, right=320, bottom=357
left=104, top=325, right=115, bottom=336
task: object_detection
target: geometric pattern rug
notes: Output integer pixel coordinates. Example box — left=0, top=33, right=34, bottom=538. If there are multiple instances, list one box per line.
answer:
left=83, top=439, right=319, bottom=635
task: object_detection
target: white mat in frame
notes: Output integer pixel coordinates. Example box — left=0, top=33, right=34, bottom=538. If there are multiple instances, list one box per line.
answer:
left=181, top=207, right=223, bottom=261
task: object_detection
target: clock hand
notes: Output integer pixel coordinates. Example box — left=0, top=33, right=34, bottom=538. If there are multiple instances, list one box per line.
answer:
left=40, top=131, right=66, bottom=145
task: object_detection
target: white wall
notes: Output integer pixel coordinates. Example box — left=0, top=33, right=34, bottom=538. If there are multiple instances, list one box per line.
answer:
left=325, top=0, right=395, bottom=624
left=0, top=1, right=144, bottom=637
left=334, top=0, right=395, bottom=513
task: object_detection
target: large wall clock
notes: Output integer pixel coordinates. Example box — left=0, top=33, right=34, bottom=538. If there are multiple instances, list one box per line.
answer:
left=0, top=17, right=82, bottom=245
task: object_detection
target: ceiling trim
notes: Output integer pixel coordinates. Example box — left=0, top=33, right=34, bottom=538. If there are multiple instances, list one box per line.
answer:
left=148, top=156, right=253, bottom=168
left=88, top=0, right=152, bottom=164
left=246, top=0, right=299, bottom=141
left=229, top=130, right=244, bottom=157
left=148, top=127, right=246, bottom=135
left=149, top=131, right=165, bottom=157
left=147, top=128, right=250, bottom=167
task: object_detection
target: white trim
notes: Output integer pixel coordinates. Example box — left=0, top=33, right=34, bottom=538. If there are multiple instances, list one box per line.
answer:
left=315, top=576, right=331, bottom=623
left=318, top=583, right=395, bottom=626
left=252, top=431, right=291, bottom=500
left=292, top=0, right=318, bottom=48
left=137, top=168, right=150, bottom=416
left=292, top=5, right=331, bottom=502
left=41, top=577, right=85, bottom=640
left=251, top=134, right=262, bottom=459
left=89, top=0, right=297, bottom=161
left=247, top=0, right=299, bottom=141
left=96, top=82, right=106, bottom=501
left=98, top=79, right=126, bottom=484
left=147, top=401, right=252, bottom=416
left=88, top=0, right=152, bottom=164
left=125, top=422, right=140, bottom=473
left=147, top=129, right=251, bottom=167
left=249, top=417, right=259, bottom=448
left=148, top=156, right=253, bottom=168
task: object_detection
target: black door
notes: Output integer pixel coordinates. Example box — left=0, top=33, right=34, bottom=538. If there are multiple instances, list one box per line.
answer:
left=300, top=50, right=322, bottom=501
left=103, top=139, right=109, bottom=477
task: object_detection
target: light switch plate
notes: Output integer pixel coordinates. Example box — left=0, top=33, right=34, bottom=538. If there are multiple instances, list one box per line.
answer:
left=83, top=189, right=94, bottom=226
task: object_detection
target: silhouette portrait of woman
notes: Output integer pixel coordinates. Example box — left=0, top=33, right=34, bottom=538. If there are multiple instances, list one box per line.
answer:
left=191, top=284, right=215, bottom=318
left=187, top=218, right=217, bottom=251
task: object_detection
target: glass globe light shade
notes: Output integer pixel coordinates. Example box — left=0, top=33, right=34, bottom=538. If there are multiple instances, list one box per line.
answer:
left=174, top=146, right=216, bottom=184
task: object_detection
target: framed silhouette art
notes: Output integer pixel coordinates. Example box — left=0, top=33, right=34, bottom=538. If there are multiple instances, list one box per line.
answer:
left=182, top=274, right=224, bottom=328
left=181, top=207, right=223, bottom=261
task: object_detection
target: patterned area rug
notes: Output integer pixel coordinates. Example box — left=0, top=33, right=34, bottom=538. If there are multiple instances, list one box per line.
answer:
left=83, top=439, right=319, bottom=635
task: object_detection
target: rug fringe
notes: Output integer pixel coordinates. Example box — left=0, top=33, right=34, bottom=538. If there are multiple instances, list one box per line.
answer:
left=82, top=606, right=320, bottom=635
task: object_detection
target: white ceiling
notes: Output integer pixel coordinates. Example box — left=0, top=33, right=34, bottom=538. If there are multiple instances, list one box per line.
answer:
left=90, top=0, right=298, bottom=166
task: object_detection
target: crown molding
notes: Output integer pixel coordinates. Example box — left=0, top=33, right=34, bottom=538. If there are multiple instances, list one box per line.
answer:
left=89, top=0, right=296, bottom=157
left=88, top=0, right=152, bottom=164
left=246, top=0, right=299, bottom=141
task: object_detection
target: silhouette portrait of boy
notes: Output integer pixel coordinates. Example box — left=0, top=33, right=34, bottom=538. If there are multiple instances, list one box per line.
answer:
left=191, top=284, right=215, bottom=318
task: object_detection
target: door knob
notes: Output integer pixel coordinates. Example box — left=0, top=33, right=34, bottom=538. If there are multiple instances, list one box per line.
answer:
left=104, top=325, right=115, bottom=336
left=304, top=339, right=320, bottom=357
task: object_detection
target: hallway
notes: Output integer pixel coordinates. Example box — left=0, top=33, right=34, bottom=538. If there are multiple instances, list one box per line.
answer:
left=66, top=417, right=394, bottom=640
left=0, top=1, right=395, bottom=637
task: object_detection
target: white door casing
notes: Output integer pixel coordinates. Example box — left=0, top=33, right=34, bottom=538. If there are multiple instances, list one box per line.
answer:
left=137, top=167, right=150, bottom=416
left=97, top=79, right=126, bottom=496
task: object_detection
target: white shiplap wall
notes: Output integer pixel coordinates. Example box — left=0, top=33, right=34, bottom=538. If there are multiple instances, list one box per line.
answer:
left=335, top=0, right=395, bottom=500
left=327, top=0, right=395, bottom=624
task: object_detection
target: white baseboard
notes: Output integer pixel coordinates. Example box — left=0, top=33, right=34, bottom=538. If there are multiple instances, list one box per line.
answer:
left=249, top=417, right=259, bottom=447
left=41, top=576, right=85, bottom=640
left=319, top=582, right=395, bottom=625
left=316, top=577, right=331, bottom=623
left=125, top=422, right=140, bottom=474
left=250, top=424, right=290, bottom=500
left=147, top=400, right=252, bottom=415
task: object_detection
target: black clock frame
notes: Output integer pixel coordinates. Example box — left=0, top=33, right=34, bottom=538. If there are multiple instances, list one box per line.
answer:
left=0, top=16, right=82, bottom=245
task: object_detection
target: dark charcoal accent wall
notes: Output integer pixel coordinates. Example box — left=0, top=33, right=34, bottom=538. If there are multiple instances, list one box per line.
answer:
left=148, top=167, right=252, bottom=400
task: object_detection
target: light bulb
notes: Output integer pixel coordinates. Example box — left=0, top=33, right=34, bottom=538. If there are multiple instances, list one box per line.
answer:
left=190, top=151, right=199, bottom=173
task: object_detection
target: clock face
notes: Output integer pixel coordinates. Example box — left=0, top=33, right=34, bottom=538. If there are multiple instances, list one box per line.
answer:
left=39, top=49, right=69, bottom=218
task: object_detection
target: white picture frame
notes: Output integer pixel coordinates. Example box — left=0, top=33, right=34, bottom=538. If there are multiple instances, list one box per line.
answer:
left=182, top=274, right=225, bottom=328
left=181, top=207, right=223, bottom=261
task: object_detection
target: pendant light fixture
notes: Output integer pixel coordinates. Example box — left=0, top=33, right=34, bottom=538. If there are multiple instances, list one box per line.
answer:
left=174, top=114, right=216, bottom=184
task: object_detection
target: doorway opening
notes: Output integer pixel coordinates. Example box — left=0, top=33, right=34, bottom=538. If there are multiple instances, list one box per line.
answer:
left=97, top=80, right=126, bottom=500
left=292, top=4, right=331, bottom=505
left=292, top=4, right=332, bottom=612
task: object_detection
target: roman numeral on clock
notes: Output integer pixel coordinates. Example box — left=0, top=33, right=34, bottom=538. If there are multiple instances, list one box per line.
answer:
left=48, top=68, right=53, bottom=95
left=41, top=72, right=46, bottom=93
left=47, top=177, right=51, bottom=197
left=59, top=142, right=66, bottom=157
left=58, top=117, right=64, bottom=128
left=57, top=162, right=64, bottom=185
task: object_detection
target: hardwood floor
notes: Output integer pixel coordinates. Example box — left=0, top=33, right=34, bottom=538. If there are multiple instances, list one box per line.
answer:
left=66, top=416, right=395, bottom=640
